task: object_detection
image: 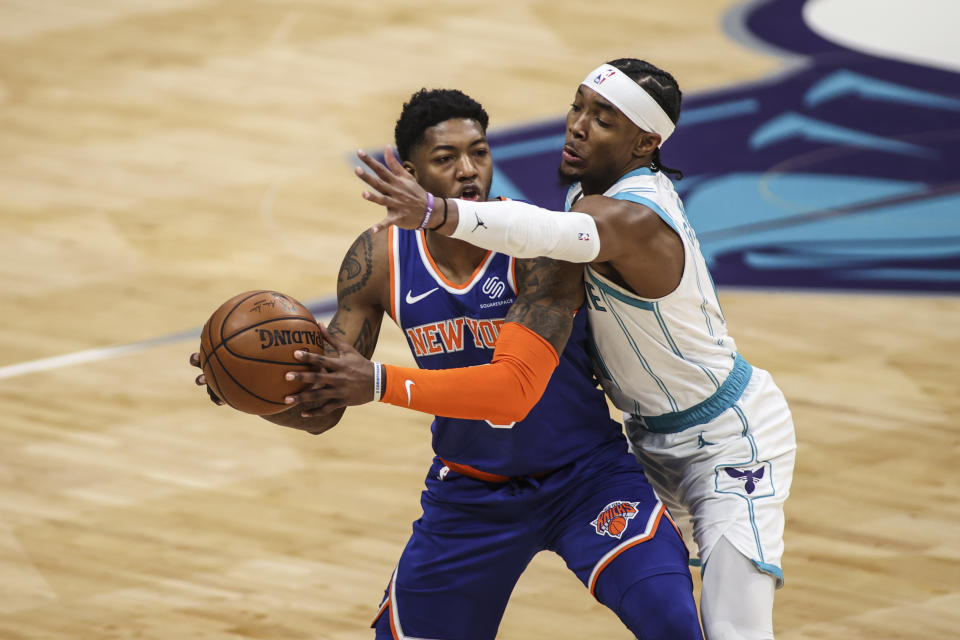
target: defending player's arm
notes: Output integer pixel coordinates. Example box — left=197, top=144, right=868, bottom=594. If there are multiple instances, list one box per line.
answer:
left=357, top=147, right=682, bottom=297
left=262, top=229, right=388, bottom=434
left=288, top=257, right=584, bottom=423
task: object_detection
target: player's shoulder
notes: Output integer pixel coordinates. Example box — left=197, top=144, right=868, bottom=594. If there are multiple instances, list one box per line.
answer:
left=343, top=226, right=389, bottom=257
left=606, top=168, right=663, bottom=196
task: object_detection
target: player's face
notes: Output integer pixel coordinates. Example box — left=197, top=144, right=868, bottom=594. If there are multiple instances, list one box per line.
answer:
left=405, top=118, right=493, bottom=201
left=560, top=86, right=651, bottom=191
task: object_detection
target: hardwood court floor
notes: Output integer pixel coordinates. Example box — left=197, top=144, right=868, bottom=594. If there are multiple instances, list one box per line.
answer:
left=0, top=1, right=957, bottom=638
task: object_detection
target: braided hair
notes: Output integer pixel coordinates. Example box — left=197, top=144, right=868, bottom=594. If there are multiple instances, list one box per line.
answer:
left=607, top=58, right=684, bottom=180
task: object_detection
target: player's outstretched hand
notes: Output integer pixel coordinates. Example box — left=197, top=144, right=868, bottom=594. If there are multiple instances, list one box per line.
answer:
left=283, top=323, right=376, bottom=417
left=355, top=145, right=432, bottom=233
left=189, top=351, right=225, bottom=406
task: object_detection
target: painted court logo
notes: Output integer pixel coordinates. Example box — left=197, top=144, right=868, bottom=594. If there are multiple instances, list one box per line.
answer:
left=590, top=500, right=639, bottom=539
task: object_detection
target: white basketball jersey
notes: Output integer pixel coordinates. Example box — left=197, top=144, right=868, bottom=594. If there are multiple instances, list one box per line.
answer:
left=567, top=168, right=752, bottom=433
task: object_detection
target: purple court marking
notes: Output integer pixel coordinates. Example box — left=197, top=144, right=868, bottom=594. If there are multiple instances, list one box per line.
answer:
left=482, top=0, right=960, bottom=293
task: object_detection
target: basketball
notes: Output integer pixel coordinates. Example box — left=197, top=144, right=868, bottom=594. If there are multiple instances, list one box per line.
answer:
left=606, top=517, right=626, bottom=537
left=199, top=290, right=323, bottom=415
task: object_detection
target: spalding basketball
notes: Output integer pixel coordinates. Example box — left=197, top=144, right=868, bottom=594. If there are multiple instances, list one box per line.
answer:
left=199, top=290, right=322, bottom=415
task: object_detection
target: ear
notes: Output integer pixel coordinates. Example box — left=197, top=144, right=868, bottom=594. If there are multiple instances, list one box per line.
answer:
left=632, top=131, right=661, bottom=159
left=402, top=160, right=417, bottom=178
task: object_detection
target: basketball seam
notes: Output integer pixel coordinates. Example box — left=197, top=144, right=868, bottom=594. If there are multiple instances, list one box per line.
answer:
left=198, top=341, right=221, bottom=401
left=219, top=290, right=287, bottom=345
left=221, top=317, right=320, bottom=365
left=201, top=317, right=232, bottom=409
left=208, top=340, right=286, bottom=410
left=202, top=291, right=313, bottom=413
left=202, top=316, right=316, bottom=364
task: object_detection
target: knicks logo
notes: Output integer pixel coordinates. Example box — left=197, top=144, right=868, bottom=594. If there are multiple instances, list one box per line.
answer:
left=590, top=500, right=640, bottom=539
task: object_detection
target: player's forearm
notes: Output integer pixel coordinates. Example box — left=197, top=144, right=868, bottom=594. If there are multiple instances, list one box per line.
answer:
left=379, top=322, right=559, bottom=423
left=435, top=199, right=600, bottom=263
left=505, top=257, right=583, bottom=355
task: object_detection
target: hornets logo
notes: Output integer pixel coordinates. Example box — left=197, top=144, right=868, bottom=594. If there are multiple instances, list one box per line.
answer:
left=590, top=500, right=640, bottom=539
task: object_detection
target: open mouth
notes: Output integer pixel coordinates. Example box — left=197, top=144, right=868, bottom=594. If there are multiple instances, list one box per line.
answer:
left=458, top=185, right=481, bottom=201
left=561, top=144, right=584, bottom=164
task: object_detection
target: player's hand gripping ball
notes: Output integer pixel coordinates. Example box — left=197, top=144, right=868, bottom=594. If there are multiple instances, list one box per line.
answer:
left=199, top=290, right=323, bottom=415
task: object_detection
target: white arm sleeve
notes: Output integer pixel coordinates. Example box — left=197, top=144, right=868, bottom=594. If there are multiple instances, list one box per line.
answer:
left=449, top=199, right=601, bottom=263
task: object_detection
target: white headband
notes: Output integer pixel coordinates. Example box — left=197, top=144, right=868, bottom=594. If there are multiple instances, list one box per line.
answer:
left=580, top=64, right=676, bottom=146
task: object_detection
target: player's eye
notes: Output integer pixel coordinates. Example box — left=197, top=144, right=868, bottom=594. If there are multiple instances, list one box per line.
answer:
left=596, top=118, right=610, bottom=128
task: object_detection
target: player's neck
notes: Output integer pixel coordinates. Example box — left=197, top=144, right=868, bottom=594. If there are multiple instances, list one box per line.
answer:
left=582, top=158, right=653, bottom=195
left=424, top=231, right=489, bottom=284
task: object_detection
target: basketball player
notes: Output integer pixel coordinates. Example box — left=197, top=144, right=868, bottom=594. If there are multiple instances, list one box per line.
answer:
left=332, top=59, right=797, bottom=640
left=192, top=88, right=702, bottom=639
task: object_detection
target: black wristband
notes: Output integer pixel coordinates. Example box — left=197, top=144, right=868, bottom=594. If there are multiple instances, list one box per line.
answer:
left=431, top=197, right=449, bottom=231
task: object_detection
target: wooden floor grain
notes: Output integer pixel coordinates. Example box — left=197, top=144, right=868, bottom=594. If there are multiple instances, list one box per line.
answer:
left=1, top=1, right=957, bottom=638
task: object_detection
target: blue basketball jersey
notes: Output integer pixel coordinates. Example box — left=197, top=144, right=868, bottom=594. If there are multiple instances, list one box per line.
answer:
left=386, top=226, right=621, bottom=477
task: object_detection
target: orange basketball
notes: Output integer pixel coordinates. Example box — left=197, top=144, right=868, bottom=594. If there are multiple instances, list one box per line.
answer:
left=607, top=517, right=626, bottom=537
left=199, top=290, right=323, bottom=415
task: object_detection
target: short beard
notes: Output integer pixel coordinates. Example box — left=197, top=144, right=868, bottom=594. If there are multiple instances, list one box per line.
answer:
left=557, top=165, right=579, bottom=188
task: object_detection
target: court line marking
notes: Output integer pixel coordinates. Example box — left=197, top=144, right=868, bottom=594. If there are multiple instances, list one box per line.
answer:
left=0, top=298, right=337, bottom=381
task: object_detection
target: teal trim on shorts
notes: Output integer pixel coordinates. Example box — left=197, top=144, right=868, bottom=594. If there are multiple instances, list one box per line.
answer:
left=753, top=560, right=784, bottom=588
left=633, top=355, right=753, bottom=433
left=697, top=558, right=783, bottom=588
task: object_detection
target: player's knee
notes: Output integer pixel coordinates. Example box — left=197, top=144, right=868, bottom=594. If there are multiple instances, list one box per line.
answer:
left=700, top=539, right=775, bottom=640
left=703, top=619, right=741, bottom=640
left=616, top=573, right=703, bottom=640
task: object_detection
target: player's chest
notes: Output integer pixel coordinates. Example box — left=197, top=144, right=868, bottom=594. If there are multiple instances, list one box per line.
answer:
left=399, top=285, right=516, bottom=358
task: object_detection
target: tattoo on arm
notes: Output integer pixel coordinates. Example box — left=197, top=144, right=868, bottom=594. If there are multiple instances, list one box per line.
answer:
left=506, top=258, right=584, bottom=353
left=260, top=231, right=385, bottom=434
left=331, top=230, right=384, bottom=358
left=325, top=317, right=348, bottom=355
left=338, top=231, right=373, bottom=299
left=326, top=307, right=381, bottom=360
left=352, top=317, right=378, bottom=358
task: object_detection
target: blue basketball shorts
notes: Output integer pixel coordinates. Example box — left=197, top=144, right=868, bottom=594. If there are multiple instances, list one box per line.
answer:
left=371, top=438, right=697, bottom=639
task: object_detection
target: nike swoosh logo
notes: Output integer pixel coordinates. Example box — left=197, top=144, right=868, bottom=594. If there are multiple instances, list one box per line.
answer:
left=404, top=379, right=416, bottom=405
left=405, top=288, right=439, bottom=304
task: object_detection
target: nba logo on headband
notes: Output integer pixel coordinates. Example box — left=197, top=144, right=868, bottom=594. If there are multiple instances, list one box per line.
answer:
left=581, top=63, right=676, bottom=146
left=593, top=69, right=616, bottom=86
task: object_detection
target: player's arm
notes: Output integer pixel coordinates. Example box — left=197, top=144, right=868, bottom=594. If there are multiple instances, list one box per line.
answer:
left=356, top=147, right=682, bottom=297
left=502, top=257, right=584, bottom=354
left=287, top=257, right=584, bottom=423
left=261, top=229, right=389, bottom=434
left=378, top=256, right=583, bottom=421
